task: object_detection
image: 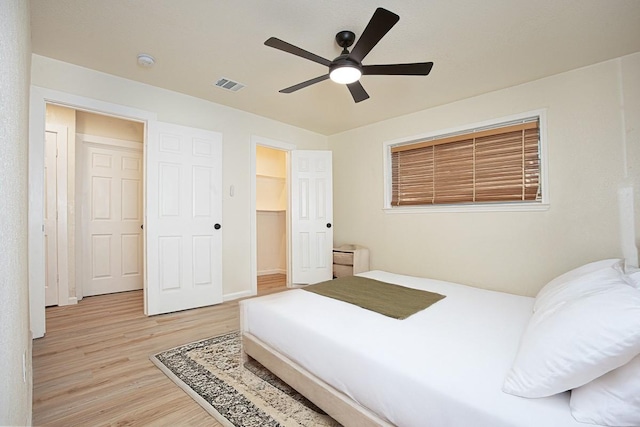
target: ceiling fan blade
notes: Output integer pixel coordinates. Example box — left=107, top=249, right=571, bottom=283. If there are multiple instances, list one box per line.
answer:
left=280, top=74, right=330, bottom=93
left=265, top=37, right=331, bottom=67
left=362, top=62, right=434, bottom=76
left=349, top=8, right=399, bottom=63
left=347, top=81, right=370, bottom=103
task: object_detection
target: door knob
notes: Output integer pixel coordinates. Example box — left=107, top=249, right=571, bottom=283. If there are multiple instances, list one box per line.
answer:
left=326, top=223, right=332, bottom=228
left=214, top=223, right=221, bottom=230
left=140, top=224, right=143, bottom=230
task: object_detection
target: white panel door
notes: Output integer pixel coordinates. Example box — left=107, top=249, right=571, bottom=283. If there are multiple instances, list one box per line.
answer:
left=44, top=129, right=61, bottom=306
left=146, top=122, right=223, bottom=315
left=83, top=144, right=143, bottom=296
left=290, top=150, right=333, bottom=284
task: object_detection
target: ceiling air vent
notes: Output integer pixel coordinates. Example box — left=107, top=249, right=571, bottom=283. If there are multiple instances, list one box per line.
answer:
left=214, top=77, right=246, bottom=92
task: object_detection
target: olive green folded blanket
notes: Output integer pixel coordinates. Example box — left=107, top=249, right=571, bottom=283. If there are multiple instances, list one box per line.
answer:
left=303, top=275, right=445, bottom=319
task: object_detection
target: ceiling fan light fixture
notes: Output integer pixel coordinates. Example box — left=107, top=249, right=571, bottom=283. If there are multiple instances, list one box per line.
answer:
left=329, top=65, right=362, bottom=84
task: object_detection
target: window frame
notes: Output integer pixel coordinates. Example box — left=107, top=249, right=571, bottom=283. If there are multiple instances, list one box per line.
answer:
left=383, top=109, right=549, bottom=213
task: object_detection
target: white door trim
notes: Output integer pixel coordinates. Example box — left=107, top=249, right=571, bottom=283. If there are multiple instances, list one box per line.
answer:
left=29, top=85, right=157, bottom=338
left=250, top=135, right=296, bottom=297
left=54, top=127, right=70, bottom=306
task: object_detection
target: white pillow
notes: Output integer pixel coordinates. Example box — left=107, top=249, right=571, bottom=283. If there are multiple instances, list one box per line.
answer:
left=627, top=270, right=640, bottom=289
left=570, top=354, right=640, bottom=426
left=503, top=270, right=640, bottom=398
left=614, top=261, right=640, bottom=289
left=534, top=259, right=622, bottom=312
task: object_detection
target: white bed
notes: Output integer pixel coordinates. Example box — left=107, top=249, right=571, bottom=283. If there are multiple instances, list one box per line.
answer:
left=240, top=270, right=589, bottom=427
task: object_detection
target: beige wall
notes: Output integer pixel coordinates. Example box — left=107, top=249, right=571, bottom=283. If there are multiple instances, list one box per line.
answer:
left=256, top=146, right=287, bottom=274
left=621, top=54, right=640, bottom=245
left=256, top=145, right=287, bottom=178
left=31, top=54, right=328, bottom=296
left=257, top=211, right=287, bottom=274
left=0, top=1, right=32, bottom=425
left=76, top=110, right=144, bottom=142
left=256, top=145, right=287, bottom=211
left=329, top=53, right=640, bottom=297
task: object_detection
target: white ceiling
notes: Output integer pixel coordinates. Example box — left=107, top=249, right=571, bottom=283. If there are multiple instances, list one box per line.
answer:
left=30, top=0, right=640, bottom=135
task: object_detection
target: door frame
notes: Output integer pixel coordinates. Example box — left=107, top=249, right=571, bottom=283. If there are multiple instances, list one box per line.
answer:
left=250, top=135, right=296, bottom=296
left=29, top=86, right=157, bottom=338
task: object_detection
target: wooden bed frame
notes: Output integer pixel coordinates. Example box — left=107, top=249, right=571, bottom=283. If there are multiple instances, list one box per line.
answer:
left=241, top=332, right=394, bottom=427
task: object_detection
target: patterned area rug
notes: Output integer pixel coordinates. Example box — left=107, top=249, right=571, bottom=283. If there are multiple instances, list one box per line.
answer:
left=150, top=331, right=341, bottom=427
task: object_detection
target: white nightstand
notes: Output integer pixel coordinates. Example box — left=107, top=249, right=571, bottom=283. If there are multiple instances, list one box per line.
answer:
left=333, top=244, right=370, bottom=278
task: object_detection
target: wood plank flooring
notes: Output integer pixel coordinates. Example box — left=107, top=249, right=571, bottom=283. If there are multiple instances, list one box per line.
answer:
left=33, top=274, right=287, bottom=426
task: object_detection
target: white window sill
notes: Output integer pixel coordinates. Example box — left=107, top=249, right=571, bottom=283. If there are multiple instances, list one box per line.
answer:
left=383, top=202, right=550, bottom=214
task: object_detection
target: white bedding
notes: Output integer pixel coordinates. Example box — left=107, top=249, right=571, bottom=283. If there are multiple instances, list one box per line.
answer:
left=240, top=271, right=585, bottom=427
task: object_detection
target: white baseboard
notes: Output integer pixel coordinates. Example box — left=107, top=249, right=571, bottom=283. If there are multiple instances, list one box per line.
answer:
left=223, top=290, right=254, bottom=302
left=67, top=297, right=78, bottom=305
left=257, top=269, right=286, bottom=276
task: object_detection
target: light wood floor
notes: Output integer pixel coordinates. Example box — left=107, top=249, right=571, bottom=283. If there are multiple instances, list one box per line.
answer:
left=33, top=274, right=286, bottom=426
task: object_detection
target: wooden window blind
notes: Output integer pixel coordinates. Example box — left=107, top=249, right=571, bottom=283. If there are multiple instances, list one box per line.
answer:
left=391, top=120, right=540, bottom=206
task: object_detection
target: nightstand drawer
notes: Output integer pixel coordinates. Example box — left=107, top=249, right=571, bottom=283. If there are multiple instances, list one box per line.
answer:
left=332, top=245, right=370, bottom=278
left=333, top=251, right=354, bottom=266
left=333, top=264, right=353, bottom=278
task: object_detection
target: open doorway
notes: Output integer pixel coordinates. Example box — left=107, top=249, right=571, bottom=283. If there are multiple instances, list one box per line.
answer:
left=44, top=104, right=144, bottom=307
left=249, top=137, right=334, bottom=295
left=255, top=145, right=287, bottom=295
left=30, top=87, right=158, bottom=338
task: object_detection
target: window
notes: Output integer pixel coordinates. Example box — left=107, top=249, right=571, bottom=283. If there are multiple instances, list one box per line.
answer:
left=385, top=113, right=547, bottom=211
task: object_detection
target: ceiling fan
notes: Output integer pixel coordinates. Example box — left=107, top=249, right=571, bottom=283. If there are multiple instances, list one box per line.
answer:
left=264, top=7, right=434, bottom=103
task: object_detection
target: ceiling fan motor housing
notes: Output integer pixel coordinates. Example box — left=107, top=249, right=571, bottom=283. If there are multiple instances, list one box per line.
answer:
left=330, top=31, right=362, bottom=84
left=335, top=30, right=356, bottom=49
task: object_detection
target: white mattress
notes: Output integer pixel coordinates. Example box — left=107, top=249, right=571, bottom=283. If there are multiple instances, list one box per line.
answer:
left=240, top=271, right=584, bottom=427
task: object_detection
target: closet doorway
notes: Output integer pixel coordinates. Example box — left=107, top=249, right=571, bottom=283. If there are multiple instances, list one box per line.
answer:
left=44, top=104, right=144, bottom=306
left=255, top=145, right=287, bottom=294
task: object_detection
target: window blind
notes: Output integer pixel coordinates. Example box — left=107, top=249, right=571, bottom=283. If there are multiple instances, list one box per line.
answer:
left=391, top=120, right=540, bottom=206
